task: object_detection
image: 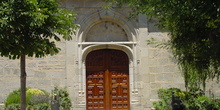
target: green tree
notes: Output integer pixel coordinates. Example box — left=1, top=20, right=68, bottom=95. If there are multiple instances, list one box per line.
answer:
left=0, top=0, right=78, bottom=109
left=105, top=0, right=220, bottom=90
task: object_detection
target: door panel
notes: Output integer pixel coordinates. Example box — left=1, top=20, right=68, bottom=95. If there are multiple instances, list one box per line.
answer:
left=86, top=49, right=129, bottom=110
left=87, top=71, right=105, bottom=110
left=110, top=72, right=129, bottom=110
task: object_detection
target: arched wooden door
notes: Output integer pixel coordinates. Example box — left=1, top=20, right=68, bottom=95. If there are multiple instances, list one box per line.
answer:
left=86, top=49, right=130, bottom=110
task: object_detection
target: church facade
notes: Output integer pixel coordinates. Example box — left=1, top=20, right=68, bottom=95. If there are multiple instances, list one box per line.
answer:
left=0, top=0, right=219, bottom=110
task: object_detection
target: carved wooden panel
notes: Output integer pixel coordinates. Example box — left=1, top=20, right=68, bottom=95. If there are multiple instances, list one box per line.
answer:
left=86, top=49, right=129, bottom=110
left=109, top=50, right=128, bottom=66
left=110, top=72, right=129, bottom=110
left=86, top=71, right=105, bottom=110
left=86, top=50, right=104, bottom=66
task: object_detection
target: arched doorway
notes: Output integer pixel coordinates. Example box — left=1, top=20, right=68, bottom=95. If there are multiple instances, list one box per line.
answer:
left=86, top=49, right=130, bottom=110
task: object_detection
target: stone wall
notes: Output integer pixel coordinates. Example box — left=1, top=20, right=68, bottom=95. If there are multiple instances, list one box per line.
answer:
left=0, top=41, right=67, bottom=104
left=0, top=0, right=219, bottom=110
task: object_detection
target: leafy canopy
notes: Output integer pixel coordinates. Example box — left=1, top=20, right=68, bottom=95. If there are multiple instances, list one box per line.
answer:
left=0, top=0, right=79, bottom=59
left=105, top=0, right=220, bottom=90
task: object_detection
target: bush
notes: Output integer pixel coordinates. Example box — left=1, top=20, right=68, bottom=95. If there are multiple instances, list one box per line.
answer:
left=27, top=103, right=50, bottom=110
left=5, top=88, right=50, bottom=110
left=212, top=99, right=220, bottom=109
left=5, top=90, right=20, bottom=107
left=5, top=104, right=20, bottom=110
left=153, top=88, right=220, bottom=110
left=183, top=95, right=220, bottom=110
left=52, top=86, right=72, bottom=110
left=153, top=88, right=181, bottom=110
left=26, top=88, right=45, bottom=96
left=5, top=87, right=72, bottom=110
left=5, top=88, right=32, bottom=108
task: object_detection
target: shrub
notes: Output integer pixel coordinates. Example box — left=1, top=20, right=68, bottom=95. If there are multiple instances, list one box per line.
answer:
left=183, top=95, right=220, bottom=110
left=212, top=99, right=220, bottom=109
left=26, top=88, right=45, bottom=96
left=27, top=102, right=50, bottom=110
left=153, top=88, right=220, bottom=110
left=153, top=88, right=181, bottom=110
left=5, top=88, right=50, bottom=110
left=5, top=87, right=72, bottom=110
left=5, top=104, right=20, bottom=110
left=27, top=93, right=50, bottom=110
left=52, top=86, right=72, bottom=110
left=5, top=88, right=31, bottom=108
left=5, top=90, right=20, bottom=107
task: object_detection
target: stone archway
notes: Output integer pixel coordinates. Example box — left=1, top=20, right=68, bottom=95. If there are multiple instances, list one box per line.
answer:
left=75, top=10, right=138, bottom=109
left=86, top=49, right=130, bottom=110
left=85, top=21, right=129, bottom=42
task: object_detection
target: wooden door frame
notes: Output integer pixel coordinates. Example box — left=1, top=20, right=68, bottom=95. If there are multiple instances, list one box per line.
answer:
left=86, top=49, right=130, bottom=110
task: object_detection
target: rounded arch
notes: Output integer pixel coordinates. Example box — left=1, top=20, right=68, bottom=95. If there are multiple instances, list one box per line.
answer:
left=85, top=48, right=130, bottom=109
left=76, top=9, right=137, bottom=99
left=82, top=44, right=133, bottom=63
left=86, top=21, right=129, bottom=42
left=77, top=8, right=138, bottom=43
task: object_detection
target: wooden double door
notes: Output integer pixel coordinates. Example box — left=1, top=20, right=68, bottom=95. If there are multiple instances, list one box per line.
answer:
left=86, top=49, right=130, bottom=110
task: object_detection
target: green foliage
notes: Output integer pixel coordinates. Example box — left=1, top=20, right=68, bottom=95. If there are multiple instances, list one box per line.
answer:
left=153, top=88, right=181, bottom=110
left=52, top=86, right=72, bottom=110
left=29, top=94, right=50, bottom=105
left=212, top=99, right=220, bottom=109
left=5, top=87, right=73, bottom=110
left=184, top=95, right=212, bottom=110
left=5, top=104, right=20, bottom=110
left=0, top=0, right=79, bottom=58
left=5, top=91, right=21, bottom=108
left=105, top=0, right=220, bottom=90
left=0, top=0, right=78, bottom=109
left=5, top=88, right=50, bottom=110
left=27, top=88, right=45, bottom=96
left=5, top=88, right=31, bottom=107
left=153, top=88, right=220, bottom=110
left=27, top=103, right=50, bottom=110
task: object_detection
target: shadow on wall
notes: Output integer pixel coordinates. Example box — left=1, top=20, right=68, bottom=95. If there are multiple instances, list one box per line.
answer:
left=148, top=18, right=163, bottom=32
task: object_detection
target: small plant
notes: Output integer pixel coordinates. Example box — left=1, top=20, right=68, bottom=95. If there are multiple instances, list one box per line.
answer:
left=4, top=88, right=50, bottom=110
left=153, top=88, right=220, bottom=110
left=27, top=88, right=45, bottom=96
left=52, top=86, right=72, bottom=110
left=5, top=90, right=21, bottom=107
left=29, top=94, right=50, bottom=105
left=153, top=88, right=181, bottom=110
left=5, top=104, right=20, bottom=110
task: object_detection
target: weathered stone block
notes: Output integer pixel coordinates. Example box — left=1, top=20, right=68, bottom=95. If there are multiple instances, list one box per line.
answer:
left=149, top=67, right=162, bottom=73
left=3, top=68, right=11, bottom=75
left=158, top=58, right=169, bottom=65
left=150, top=89, right=159, bottom=99
left=163, top=65, right=175, bottom=73
left=150, top=83, right=161, bottom=89
left=147, top=59, right=158, bottom=66
left=27, top=62, right=37, bottom=68
left=0, top=69, right=3, bottom=76
left=150, top=74, right=156, bottom=82
left=161, top=83, right=179, bottom=88
left=11, top=69, right=20, bottom=76
left=34, top=71, right=46, bottom=78
left=163, top=73, right=174, bottom=82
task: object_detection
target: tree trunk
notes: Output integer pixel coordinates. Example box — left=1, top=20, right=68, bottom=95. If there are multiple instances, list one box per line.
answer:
left=20, top=54, right=26, bottom=110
